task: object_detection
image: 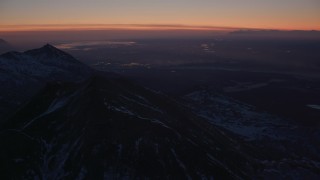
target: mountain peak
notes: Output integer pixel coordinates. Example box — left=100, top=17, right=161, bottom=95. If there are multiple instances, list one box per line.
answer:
left=0, top=38, right=13, bottom=54
left=42, top=43, right=56, bottom=49
left=25, top=43, right=72, bottom=59
left=39, top=44, right=63, bottom=54
left=0, top=39, right=7, bottom=44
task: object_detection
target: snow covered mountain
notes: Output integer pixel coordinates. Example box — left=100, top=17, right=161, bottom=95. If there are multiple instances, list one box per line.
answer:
left=0, top=44, right=92, bottom=121
left=0, top=44, right=91, bottom=81
left=1, top=45, right=319, bottom=179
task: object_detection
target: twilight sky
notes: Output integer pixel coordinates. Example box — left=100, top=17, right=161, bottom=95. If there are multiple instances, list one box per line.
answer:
left=0, top=0, right=319, bottom=31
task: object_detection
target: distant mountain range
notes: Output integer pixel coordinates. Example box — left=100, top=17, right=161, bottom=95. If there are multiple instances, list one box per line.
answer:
left=229, top=30, right=320, bottom=39
left=0, top=45, right=319, bottom=179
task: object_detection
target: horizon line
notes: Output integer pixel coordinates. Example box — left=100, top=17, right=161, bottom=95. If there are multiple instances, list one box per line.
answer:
left=1, top=24, right=319, bottom=32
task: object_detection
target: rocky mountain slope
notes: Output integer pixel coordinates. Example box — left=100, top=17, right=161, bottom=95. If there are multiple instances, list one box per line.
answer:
left=1, top=73, right=265, bottom=179
left=0, top=45, right=319, bottom=179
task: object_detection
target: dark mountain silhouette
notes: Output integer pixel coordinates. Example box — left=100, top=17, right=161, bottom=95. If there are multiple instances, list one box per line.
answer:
left=0, top=73, right=262, bottom=179
left=0, top=39, right=7, bottom=43
left=0, top=44, right=92, bottom=121
left=25, top=44, right=83, bottom=65
left=0, top=39, right=13, bottom=53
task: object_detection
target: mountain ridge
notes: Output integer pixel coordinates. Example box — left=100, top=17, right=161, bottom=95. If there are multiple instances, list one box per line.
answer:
left=0, top=38, right=13, bottom=54
left=0, top=44, right=92, bottom=121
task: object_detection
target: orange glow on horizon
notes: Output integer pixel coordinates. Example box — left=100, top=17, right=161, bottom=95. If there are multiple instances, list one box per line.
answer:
left=0, top=24, right=242, bottom=32
left=0, top=24, right=319, bottom=33
left=1, top=0, right=319, bottom=33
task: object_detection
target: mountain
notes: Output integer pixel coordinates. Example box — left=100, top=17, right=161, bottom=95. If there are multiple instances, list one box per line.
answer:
left=1, top=45, right=319, bottom=179
left=0, top=72, right=264, bottom=179
left=0, top=45, right=260, bottom=179
left=0, top=39, right=9, bottom=46
left=0, top=39, right=13, bottom=54
left=0, top=44, right=92, bottom=121
left=25, top=44, right=84, bottom=66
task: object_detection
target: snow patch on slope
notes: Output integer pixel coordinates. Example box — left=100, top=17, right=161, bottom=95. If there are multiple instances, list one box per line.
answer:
left=184, top=90, right=291, bottom=141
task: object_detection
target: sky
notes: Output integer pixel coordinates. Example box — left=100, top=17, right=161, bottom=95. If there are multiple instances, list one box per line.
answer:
left=0, top=0, right=319, bottom=31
